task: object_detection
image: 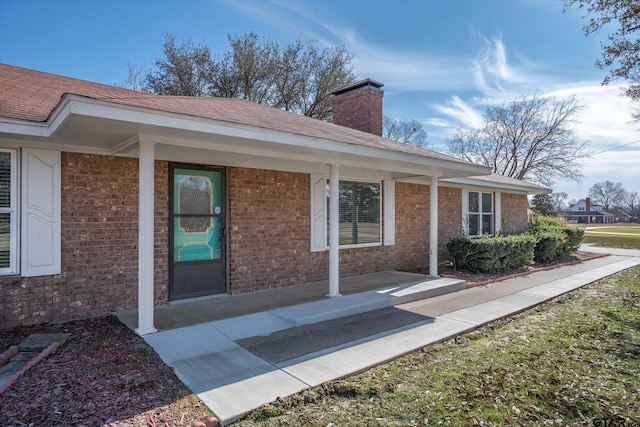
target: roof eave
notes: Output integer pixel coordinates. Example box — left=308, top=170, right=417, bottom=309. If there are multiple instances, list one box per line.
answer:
left=440, top=176, right=551, bottom=194
left=2, top=94, right=493, bottom=179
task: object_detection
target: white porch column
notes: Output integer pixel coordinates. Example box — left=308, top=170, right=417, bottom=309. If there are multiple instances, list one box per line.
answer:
left=136, top=140, right=157, bottom=335
left=494, top=192, right=502, bottom=234
left=328, top=164, right=341, bottom=297
left=429, top=176, right=439, bottom=277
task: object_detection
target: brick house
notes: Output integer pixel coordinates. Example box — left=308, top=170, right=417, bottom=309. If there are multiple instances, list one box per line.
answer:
left=559, top=198, right=615, bottom=224
left=0, top=64, right=548, bottom=333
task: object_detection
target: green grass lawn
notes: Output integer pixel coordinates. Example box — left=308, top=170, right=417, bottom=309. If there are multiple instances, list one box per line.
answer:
left=583, top=223, right=640, bottom=233
left=583, top=234, right=640, bottom=250
left=580, top=222, right=640, bottom=249
left=235, top=265, right=640, bottom=426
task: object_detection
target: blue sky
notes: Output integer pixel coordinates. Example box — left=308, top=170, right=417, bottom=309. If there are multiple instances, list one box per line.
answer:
left=1, top=0, right=638, bottom=202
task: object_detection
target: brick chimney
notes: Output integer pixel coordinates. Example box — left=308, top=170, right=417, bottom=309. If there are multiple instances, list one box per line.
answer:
left=332, top=79, right=384, bottom=136
left=586, top=197, right=591, bottom=212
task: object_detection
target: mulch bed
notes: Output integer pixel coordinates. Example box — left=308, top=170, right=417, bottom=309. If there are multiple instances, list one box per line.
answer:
left=0, top=251, right=608, bottom=426
left=0, top=316, right=211, bottom=426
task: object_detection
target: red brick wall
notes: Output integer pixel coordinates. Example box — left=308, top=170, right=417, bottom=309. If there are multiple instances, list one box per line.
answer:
left=332, top=86, right=383, bottom=136
left=394, top=182, right=428, bottom=270
left=438, top=186, right=462, bottom=258
left=226, top=167, right=320, bottom=293
left=2, top=157, right=485, bottom=329
left=227, top=169, right=452, bottom=294
left=501, top=193, right=529, bottom=234
left=0, top=153, right=169, bottom=329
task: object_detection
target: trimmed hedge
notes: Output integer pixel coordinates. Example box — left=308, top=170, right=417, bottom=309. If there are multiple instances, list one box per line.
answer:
left=529, top=216, right=585, bottom=261
left=533, top=230, right=563, bottom=263
left=447, top=216, right=585, bottom=273
left=447, top=234, right=536, bottom=273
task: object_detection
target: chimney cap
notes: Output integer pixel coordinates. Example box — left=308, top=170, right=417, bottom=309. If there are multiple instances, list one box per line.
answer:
left=332, top=78, right=384, bottom=96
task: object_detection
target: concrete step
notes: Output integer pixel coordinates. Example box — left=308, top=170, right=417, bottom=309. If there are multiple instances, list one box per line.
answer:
left=274, top=277, right=466, bottom=327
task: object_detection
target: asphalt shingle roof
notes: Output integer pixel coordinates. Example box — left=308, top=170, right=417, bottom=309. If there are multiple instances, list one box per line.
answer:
left=0, top=63, right=478, bottom=167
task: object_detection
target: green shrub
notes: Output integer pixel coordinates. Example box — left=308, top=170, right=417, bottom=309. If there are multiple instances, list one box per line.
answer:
left=447, top=234, right=535, bottom=273
left=557, top=226, right=584, bottom=256
left=529, top=215, right=584, bottom=259
left=533, top=230, right=563, bottom=263
left=447, top=216, right=584, bottom=273
left=529, top=215, right=566, bottom=230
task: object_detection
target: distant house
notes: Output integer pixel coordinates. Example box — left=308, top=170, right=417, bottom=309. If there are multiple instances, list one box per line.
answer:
left=607, top=207, right=633, bottom=223
left=0, top=64, right=549, bottom=333
left=560, top=198, right=614, bottom=224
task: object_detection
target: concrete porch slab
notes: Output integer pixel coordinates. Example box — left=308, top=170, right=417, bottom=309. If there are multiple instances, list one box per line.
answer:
left=119, top=270, right=439, bottom=332
left=273, top=277, right=466, bottom=327
left=140, top=253, right=640, bottom=425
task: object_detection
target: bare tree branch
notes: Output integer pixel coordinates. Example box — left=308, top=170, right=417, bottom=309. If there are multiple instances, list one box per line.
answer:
left=588, top=180, right=626, bottom=210
left=446, top=94, right=589, bottom=187
left=139, top=32, right=355, bottom=120
left=383, top=117, right=429, bottom=148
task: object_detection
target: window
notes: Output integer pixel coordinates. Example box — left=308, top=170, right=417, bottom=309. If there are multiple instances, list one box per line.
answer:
left=328, top=180, right=381, bottom=247
left=0, top=149, right=17, bottom=274
left=0, top=148, right=61, bottom=277
left=467, top=191, right=493, bottom=236
left=310, top=175, right=393, bottom=252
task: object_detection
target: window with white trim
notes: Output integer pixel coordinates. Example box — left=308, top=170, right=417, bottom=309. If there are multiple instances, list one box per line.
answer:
left=328, top=180, right=381, bottom=247
left=467, top=191, right=493, bottom=236
left=0, top=148, right=18, bottom=274
left=0, top=147, right=61, bottom=277
left=310, top=175, right=394, bottom=251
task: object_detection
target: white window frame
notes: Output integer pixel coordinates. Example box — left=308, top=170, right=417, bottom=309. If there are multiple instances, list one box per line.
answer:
left=462, top=190, right=494, bottom=237
left=0, top=148, right=18, bottom=275
left=310, top=175, right=394, bottom=251
left=329, top=178, right=382, bottom=249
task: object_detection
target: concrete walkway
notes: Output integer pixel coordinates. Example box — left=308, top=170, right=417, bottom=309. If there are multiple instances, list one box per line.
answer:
left=143, top=250, right=640, bottom=425
left=579, top=243, right=640, bottom=257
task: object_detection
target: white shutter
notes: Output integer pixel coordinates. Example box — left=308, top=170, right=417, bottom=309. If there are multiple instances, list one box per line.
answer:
left=21, top=148, right=61, bottom=276
left=383, top=180, right=395, bottom=246
left=310, top=174, right=327, bottom=252
left=461, top=189, right=469, bottom=236
left=494, top=191, right=502, bottom=234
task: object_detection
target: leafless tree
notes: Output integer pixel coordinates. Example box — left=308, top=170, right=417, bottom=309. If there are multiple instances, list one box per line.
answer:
left=588, top=180, right=626, bottom=210
left=564, top=0, right=640, bottom=120
left=447, top=94, right=588, bottom=187
left=551, top=192, right=569, bottom=211
left=622, top=190, right=640, bottom=218
left=132, top=32, right=355, bottom=120
left=274, top=39, right=356, bottom=120
left=383, top=116, right=429, bottom=148
left=116, top=62, right=146, bottom=91
left=144, top=34, right=214, bottom=96
left=211, top=32, right=280, bottom=104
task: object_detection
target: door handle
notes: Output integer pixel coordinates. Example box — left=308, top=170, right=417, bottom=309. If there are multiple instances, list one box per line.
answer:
left=217, top=227, right=226, bottom=241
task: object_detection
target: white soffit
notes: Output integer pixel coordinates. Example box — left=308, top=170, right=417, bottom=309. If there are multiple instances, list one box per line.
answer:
left=1, top=94, right=492, bottom=179
left=440, top=176, right=551, bottom=195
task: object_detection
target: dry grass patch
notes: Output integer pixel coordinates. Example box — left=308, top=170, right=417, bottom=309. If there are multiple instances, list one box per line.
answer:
left=236, top=266, right=640, bottom=426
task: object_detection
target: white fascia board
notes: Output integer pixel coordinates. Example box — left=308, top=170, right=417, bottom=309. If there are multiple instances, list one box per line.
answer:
left=0, top=117, right=51, bottom=138
left=63, top=95, right=491, bottom=175
left=3, top=94, right=491, bottom=177
left=440, top=177, right=551, bottom=195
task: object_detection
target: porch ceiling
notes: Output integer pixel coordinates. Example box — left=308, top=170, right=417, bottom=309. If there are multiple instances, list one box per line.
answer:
left=1, top=94, right=492, bottom=180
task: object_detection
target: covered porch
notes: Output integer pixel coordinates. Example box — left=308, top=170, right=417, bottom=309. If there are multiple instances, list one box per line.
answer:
left=13, top=92, right=490, bottom=335
left=117, top=270, right=466, bottom=332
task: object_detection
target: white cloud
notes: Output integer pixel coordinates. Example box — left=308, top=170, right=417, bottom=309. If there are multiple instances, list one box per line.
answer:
left=432, top=95, right=484, bottom=129
left=554, top=149, right=640, bottom=200
left=546, top=83, right=638, bottom=147
left=322, top=25, right=473, bottom=91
